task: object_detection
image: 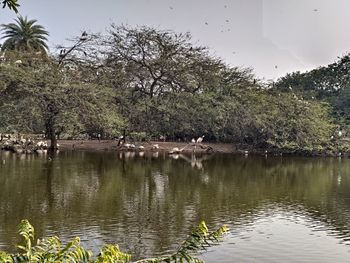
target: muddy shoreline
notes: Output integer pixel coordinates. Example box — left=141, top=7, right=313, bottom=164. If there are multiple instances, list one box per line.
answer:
left=0, top=138, right=346, bottom=157
left=57, top=140, right=237, bottom=154
left=55, top=140, right=347, bottom=157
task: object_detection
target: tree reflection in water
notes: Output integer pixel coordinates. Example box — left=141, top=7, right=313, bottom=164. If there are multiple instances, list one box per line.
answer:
left=0, top=151, right=350, bottom=260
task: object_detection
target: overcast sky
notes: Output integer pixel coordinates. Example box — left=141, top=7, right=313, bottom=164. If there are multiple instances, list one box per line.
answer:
left=1, top=0, right=349, bottom=79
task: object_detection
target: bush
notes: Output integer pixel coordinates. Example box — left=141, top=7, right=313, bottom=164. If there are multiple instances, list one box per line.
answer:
left=0, top=220, right=228, bottom=263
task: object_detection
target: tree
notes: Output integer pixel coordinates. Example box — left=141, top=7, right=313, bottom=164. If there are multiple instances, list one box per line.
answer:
left=276, top=54, right=350, bottom=124
left=0, top=23, right=338, bottom=153
left=0, top=54, right=124, bottom=149
left=103, top=25, right=253, bottom=98
left=1, top=16, right=49, bottom=53
left=93, top=25, right=255, bottom=140
left=1, top=0, right=19, bottom=12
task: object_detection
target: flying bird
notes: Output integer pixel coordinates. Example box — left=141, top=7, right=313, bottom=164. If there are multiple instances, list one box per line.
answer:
left=225, top=19, right=229, bottom=22
left=205, top=22, right=208, bottom=25
left=313, top=9, right=318, bottom=12
left=169, top=6, right=173, bottom=10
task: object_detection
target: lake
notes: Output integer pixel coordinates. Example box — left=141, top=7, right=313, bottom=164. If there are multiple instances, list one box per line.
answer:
left=1, top=150, right=350, bottom=262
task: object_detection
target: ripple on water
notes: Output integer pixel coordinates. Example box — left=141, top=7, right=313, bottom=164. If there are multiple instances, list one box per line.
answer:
left=202, top=204, right=350, bottom=262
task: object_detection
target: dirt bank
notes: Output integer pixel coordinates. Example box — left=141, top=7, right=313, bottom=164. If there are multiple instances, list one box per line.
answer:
left=57, top=140, right=237, bottom=154
left=55, top=140, right=350, bottom=157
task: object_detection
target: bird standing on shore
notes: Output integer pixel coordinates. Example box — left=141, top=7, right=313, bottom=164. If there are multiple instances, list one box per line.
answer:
left=152, top=144, right=159, bottom=150
left=196, top=136, right=205, bottom=143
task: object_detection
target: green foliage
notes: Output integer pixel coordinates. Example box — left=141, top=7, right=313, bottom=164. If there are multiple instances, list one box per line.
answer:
left=276, top=54, right=350, bottom=124
left=0, top=23, right=340, bottom=153
left=95, top=245, right=131, bottom=263
left=0, top=220, right=228, bottom=263
left=1, top=16, right=49, bottom=52
left=135, top=221, right=228, bottom=263
left=1, top=0, right=19, bottom=13
left=0, top=52, right=124, bottom=146
left=233, top=89, right=335, bottom=151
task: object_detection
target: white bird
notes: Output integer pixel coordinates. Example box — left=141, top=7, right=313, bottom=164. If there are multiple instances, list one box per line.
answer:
left=191, top=138, right=196, bottom=143
left=138, top=145, right=145, bottom=150
left=338, top=131, right=343, bottom=137
left=36, top=141, right=45, bottom=147
left=152, top=144, right=159, bottom=150
left=196, top=136, right=205, bottom=143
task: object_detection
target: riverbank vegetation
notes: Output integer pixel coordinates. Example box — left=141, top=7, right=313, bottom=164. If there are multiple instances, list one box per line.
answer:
left=0, top=219, right=228, bottom=263
left=0, top=15, right=347, bottom=154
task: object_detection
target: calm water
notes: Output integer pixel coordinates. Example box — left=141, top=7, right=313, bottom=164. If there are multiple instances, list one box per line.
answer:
left=1, top=151, right=350, bottom=262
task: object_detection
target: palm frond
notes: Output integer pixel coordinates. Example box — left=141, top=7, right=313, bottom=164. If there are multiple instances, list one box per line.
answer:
left=0, top=15, right=49, bottom=52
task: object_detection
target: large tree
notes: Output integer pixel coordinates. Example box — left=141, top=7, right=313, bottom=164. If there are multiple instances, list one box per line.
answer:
left=103, top=25, right=253, bottom=98
left=92, top=25, right=256, bottom=139
left=1, top=16, right=48, bottom=53
left=0, top=55, right=124, bottom=149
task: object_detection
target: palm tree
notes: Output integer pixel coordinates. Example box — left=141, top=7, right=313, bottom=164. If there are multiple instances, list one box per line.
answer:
left=0, top=16, right=49, bottom=53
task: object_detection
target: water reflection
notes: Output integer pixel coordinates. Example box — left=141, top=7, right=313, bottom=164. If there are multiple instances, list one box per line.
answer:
left=1, top=152, right=350, bottom=261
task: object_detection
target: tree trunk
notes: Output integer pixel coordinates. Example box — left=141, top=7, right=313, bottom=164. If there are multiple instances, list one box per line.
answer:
left=50, top=132, right=57, bottom=151
left=46, top=117, right=58, bottom=151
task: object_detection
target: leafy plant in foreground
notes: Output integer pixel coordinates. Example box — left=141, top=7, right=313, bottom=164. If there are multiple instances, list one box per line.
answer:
left=135, top=221, right=229, bottom=263
left=0, top=219, right=228, bottom=263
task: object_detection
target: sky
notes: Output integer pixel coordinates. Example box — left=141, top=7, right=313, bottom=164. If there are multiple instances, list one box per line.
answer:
left=1, top=0, right=350, bottom=80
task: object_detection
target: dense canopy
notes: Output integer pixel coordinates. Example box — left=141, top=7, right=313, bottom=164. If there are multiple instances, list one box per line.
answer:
left=0, top=22, right=343, bottom=153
